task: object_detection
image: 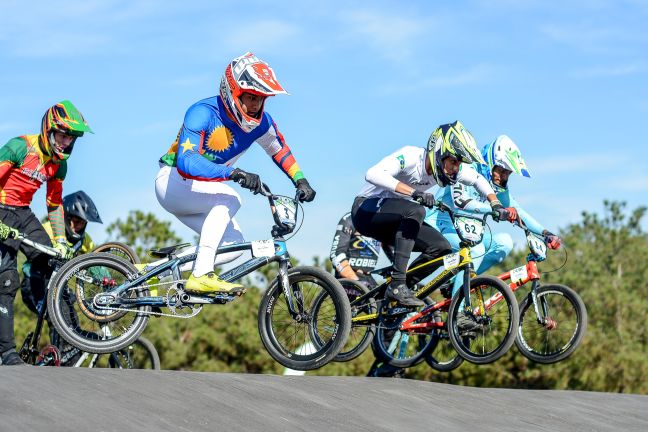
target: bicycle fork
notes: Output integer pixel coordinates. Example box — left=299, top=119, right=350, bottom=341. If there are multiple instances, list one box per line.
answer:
left=277, top=259, right=305, bottom=320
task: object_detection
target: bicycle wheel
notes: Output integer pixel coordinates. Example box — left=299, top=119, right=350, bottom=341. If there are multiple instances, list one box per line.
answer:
left=515, top=284, right=587, bottom=364
left=258, top=266, right=351, bottom=371
left=371, top=297, right=436, bottom=368
left=447, top=275, right=519, bottom=364
left=311, top=279, right=376, bottom=362
left=47, top=252, right=150, bottom=354
left=78, top=337, right=161, bottom=369
left=422, top=305, right=465, bottom=372
left=93, top=242, right=141, bottom=264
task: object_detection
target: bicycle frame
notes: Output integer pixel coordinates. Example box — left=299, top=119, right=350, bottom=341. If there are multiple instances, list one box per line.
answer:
left=97, top=186, right=306, bottom=318
left=350, top=247, right=473, bottom=326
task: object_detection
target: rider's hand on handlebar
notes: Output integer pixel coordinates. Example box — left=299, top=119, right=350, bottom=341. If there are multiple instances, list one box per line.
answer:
left=0, top=222, right=19, bottom=241
left=503, top=207, right=519, bottom=223
left=54, top=241, right=75, bottom=260
left=490, top=201, right=511, bottom=222
left=230, top=168, right=263, bottom=194
left=543, top=230, right=562, bottom=249
left=295, top=178, right=316, bottom=202
left=411, top=190, right=435, bottom=208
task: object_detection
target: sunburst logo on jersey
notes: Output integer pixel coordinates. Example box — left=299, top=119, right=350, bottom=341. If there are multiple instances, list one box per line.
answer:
left=206, top=125, right=234, bottom=153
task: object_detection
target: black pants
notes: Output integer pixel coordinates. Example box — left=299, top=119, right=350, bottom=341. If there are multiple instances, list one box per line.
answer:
left=351, top=197, right=451, bottom=284
left=0, top=206, right=52, bottom=353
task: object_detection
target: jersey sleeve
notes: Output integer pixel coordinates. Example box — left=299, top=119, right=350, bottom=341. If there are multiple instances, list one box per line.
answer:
left=508, top=196, right=546, bottom=235
left=451, top=183, right=492, bottom=214
left=365, top=146, right=414, bottom=192
left=46, top=161, right=65, bottom=207
left=330, top=214, right=354, bottom=268
left=456, top=164, right=495, bottom=197
left=81, top=233, right=95, bottom=254
left=0, top=138, right=28, bottom=180
left=176, top=105, right=234, bottom=180
left=256, top=115, right=305, bottom=185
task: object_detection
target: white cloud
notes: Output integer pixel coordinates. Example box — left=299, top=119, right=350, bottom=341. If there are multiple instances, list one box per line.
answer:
left=222, top=20, right=300, bottom=53
left=570, top=64, right=645, bottom=78
left=341, top=9, right=429, bottom=62
left=531, top=153, right=629, bottom=176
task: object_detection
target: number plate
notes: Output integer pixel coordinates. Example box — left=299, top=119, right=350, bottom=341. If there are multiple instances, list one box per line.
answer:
left=443, top=252, right=461, bottom=269
left=252, top=240, right=275, bottom=257
left=526, top=233, right=547, bottom=260
left=454, top=215, right=485, bottom=243
left=510, top=265, right=528, bottom=284
left=274, top=197, right=297, bottom=227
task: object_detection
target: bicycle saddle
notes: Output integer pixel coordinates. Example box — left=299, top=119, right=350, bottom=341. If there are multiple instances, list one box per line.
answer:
left=148, top=243, right=191, bottom=258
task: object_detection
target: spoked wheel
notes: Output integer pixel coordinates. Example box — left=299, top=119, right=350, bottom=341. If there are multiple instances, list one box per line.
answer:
left=93, top=242, right=141, bottom=264
left=76, top=336, right=161, bottom=369
left=447, top=275, right=519, bottom=364
left=311, top=279, right=376, bottom=362
left=515, top=284, right=587, bottom=364
left=258, top=266, right=351, bottom=371
left=47, top=252, right=150, bottom=354
left=423, top=307, right=465, bottom=372
left=371, top=297, right=436, bottom=368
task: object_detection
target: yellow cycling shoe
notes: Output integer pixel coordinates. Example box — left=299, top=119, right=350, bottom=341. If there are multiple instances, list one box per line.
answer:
left=135, top=264, right=159, bottom=297
left=185, top=272, right=245, bottom=295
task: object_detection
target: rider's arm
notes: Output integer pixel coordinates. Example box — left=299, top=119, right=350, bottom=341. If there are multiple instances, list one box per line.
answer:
left=456, top=164, right=500, bottom=206
left=508, top=195, right=546, bottom=236
left=451, top=183, right=493, bottom=214
left=330, top=214, right=359, bottom=280
left=176, top=105, right=234, bottom=181
left=256, top=114, right=305, bottom=185
left=0, top=138, right=27, bottom=182
left=46, top=162, right=67, bottom=243
left=365, top=146, right=416, bottom=195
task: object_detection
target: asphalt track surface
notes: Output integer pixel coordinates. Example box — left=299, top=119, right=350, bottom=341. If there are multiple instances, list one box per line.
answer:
left=2, top=368, right=647, bottom=432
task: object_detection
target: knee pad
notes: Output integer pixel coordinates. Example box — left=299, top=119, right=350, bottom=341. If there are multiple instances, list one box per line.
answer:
left=0, top=270, right=20, bottom=296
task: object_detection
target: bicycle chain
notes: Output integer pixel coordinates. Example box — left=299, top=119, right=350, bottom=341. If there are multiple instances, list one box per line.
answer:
left=93, top=279, right=203, bottom=319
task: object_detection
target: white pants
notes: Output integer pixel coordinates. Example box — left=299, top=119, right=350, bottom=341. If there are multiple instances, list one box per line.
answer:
left=155, top=165, right=244, bottom=277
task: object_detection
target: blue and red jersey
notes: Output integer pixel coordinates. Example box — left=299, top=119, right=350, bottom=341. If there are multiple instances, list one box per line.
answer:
left=160, top=96, right=304, bottom=183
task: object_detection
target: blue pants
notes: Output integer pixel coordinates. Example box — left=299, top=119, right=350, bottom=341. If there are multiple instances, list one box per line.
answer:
left=426, top=215, right=513, bottom=294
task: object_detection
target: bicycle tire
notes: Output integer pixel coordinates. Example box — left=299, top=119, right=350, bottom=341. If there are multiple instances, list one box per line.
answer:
left=258, top=266, right=351, bottom=371
left=424, top=330, right=465, bottom=372
left=93, top=242, right=141, bottom=264
left=104, top=336, right=161, bottom=370
left=47, top=252, right=150, bottom=354
left=371, top=297, right=436, bottom=368
left=447, top=275, right=519, bottom=364
left=311, top=279, right=376, bottom=362
left=515, top=284, right=587, bottom=364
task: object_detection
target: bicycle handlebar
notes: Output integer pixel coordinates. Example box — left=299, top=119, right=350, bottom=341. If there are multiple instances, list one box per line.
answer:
left=413, top=196, right=498, bottom=221
left=8, top=231, right=62, bottom=257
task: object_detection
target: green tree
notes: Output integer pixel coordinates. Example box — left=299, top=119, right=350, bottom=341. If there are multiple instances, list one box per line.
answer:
left=106, top=210, right=183, bottom=260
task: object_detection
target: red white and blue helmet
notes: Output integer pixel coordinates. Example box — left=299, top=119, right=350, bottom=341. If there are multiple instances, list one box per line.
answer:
left=219, top=52, right=288, bottom=133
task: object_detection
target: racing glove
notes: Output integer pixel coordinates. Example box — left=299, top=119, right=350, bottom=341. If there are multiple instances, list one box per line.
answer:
left=54, top=241, right=75, bottom=260
left=230, top=168, right=262, bottom=194
left=411, top=190, right=435, bottom=208
left=295, top=178, right=316, bottom=202
left=543, top=230, right=562, bottom=249
left=504, top=207, right=519, bottom=223
left=490, top=200, right=510, bottom=222
left=0, top=222, right=19, bottom=241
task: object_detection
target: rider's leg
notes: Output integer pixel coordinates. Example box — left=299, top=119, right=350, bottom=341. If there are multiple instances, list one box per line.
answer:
left=405, top=223, right=453, bottom=288
left=156, top=166, right=244, bottom=293
left=474, top=232, right=513, bottom=274
left=351, top=198, right=427, bottom=306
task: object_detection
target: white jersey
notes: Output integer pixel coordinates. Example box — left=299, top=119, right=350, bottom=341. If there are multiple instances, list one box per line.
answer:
left=357, top=146, right=494, bottom=199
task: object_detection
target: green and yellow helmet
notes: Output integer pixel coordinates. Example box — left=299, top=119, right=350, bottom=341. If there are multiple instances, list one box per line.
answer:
left=40, top=100, right=92, bottom=161
left=427, top=120, right=485, bottom=186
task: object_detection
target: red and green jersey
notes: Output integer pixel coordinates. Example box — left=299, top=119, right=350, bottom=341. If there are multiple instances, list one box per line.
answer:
left=0, top=135, right=66, bottom=207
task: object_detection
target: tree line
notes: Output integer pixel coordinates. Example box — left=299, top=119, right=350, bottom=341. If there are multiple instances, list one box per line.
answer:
left=11, top=201, right=647, bottom=394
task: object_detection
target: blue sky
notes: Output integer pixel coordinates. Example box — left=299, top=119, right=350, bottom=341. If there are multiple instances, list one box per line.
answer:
left=1, top=0, right=647, bottom=262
